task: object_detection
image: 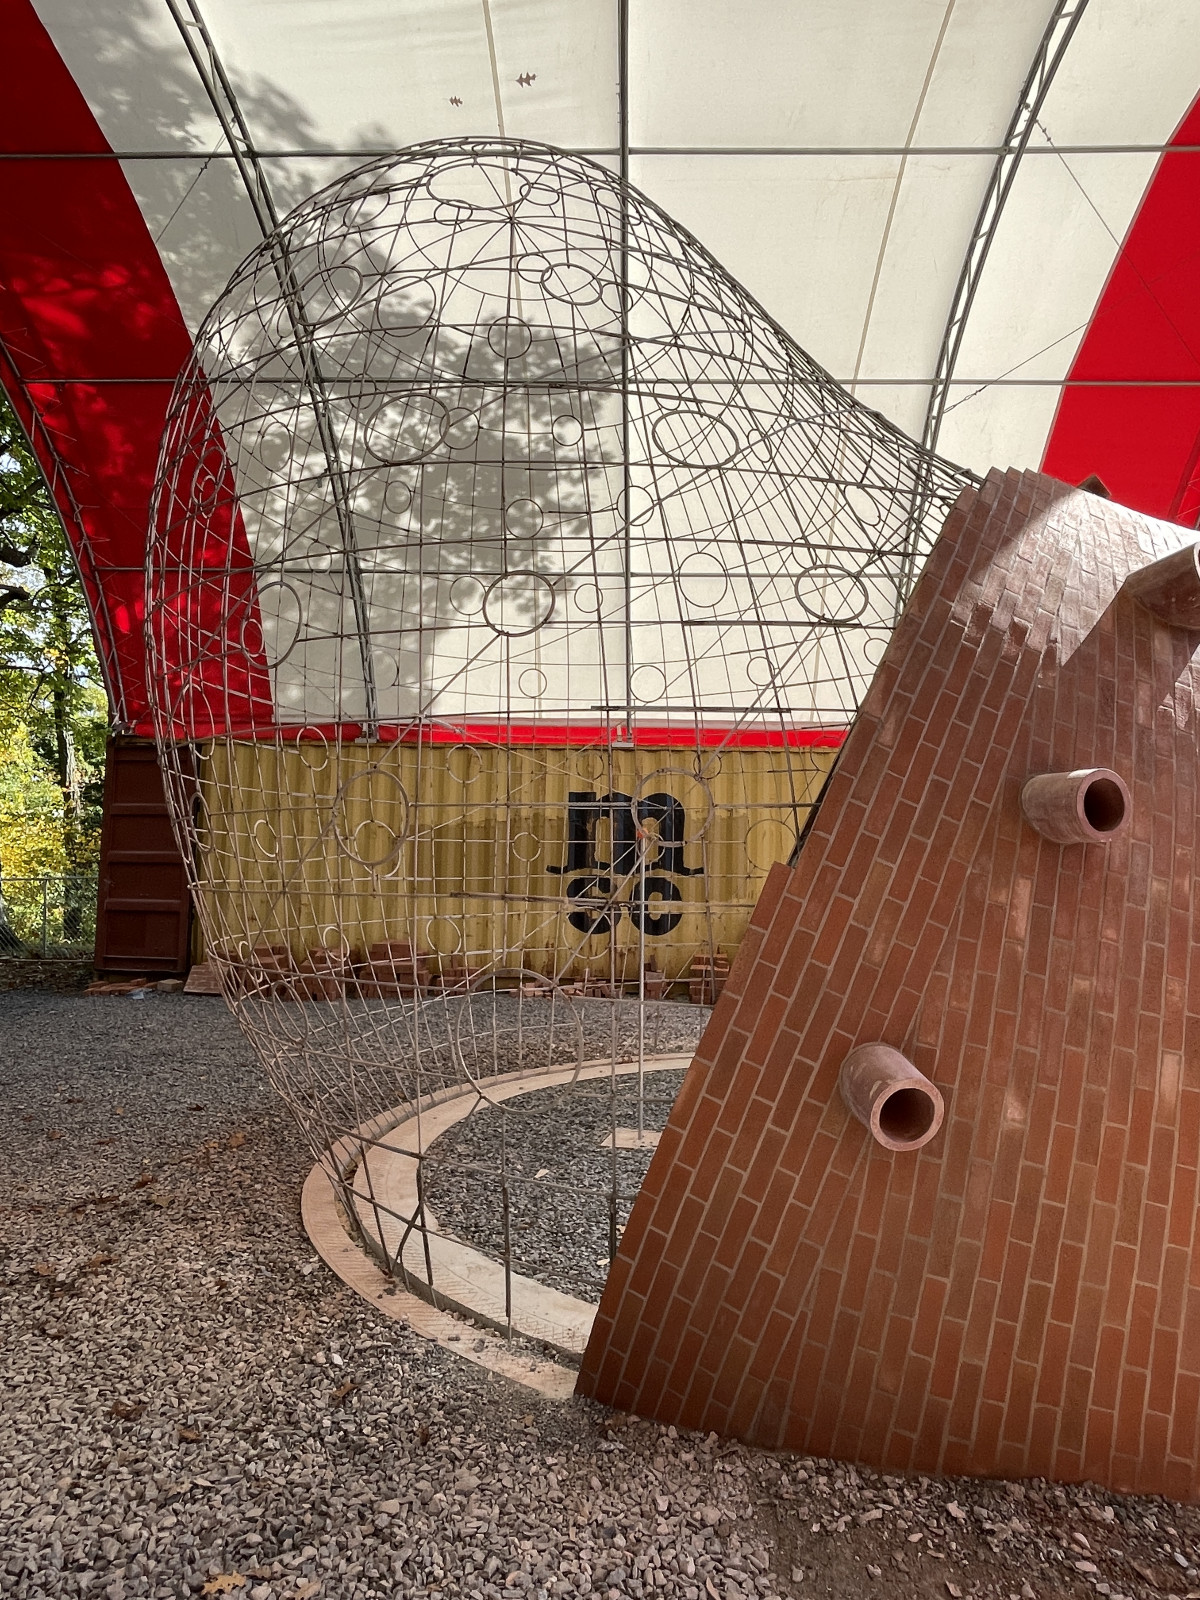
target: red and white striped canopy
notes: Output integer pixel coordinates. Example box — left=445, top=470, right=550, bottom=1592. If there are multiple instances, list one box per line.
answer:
left=4, top=0, right=1199, bottom=732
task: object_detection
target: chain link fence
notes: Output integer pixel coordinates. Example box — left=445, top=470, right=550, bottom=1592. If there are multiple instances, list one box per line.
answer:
left=0, top=874, right=98, bottom=957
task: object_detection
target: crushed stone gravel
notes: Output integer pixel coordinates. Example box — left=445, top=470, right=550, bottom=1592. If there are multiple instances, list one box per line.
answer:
left=417, top=993, right=705, bottom=1307
left=422, top=1067, right=689, bottom=1303
left=3, top=990, right=1200, bottom=1600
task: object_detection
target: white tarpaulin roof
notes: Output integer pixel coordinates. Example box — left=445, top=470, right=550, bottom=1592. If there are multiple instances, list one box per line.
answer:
left=4, top=0, right=1200, bottom=728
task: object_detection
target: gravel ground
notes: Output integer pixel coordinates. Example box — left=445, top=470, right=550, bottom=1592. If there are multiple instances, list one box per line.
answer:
left=5, top=990, right=1200, bottom=1600
left=422, top=1068, right=690, bottom=1302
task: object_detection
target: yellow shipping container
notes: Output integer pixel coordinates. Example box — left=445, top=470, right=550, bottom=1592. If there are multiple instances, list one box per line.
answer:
left=189, top=736, right=837, bottom=984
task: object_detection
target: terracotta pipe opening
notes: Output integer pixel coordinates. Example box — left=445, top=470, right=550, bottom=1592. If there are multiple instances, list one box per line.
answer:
left=877, top=1085, right=938, bottom=1145
left=1082, top=775, right=1126, bottom=833
left=839, top=1043, right=945, bottom=1153
left=1020, top=768, right=1130, bottom=846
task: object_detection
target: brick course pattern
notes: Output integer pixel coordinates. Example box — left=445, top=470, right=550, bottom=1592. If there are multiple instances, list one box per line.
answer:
left=577, top=468, right=1200, bottom=1501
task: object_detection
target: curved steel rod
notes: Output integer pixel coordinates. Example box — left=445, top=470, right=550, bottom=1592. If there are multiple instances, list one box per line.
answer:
left=922, top=0, right=1091, bottom=459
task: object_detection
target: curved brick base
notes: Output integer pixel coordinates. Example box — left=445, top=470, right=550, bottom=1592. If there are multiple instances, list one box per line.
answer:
left=578, top=469, right=1200, bottom=1501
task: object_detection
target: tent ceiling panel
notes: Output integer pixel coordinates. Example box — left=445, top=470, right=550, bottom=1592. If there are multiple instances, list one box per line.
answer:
left=31, top=0, right=226, bottom=152
left=935, top=371, right=1070, bottom=483
left=948, top=153, right=1162, bottom=384
left=846, top=155, right=997, bottom=387
left=891, top=0, right=1060, bottom=151
left=120, top=158, right=263, bottom=335
left=628, top=154, right=908, bottom=382
left=196, top=0, right=619, bottom=152
left=937, top=0, right=1200, bottom=457
left=1025, top=0, right=1200, bottom=148
left=629, top=0, right=1058, bottom=150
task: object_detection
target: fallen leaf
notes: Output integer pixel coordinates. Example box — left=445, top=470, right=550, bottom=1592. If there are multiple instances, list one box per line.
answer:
left=189, top=1103, right=207, bottom=1111
left=66, top=1097, right=84, bottom=1105
left=417, top=1422, right=430, bottom=1445
left=331, top=1379, right=360, bottom=1405
left=83, top=1253, right=115, bottom=1271
left=46, top=1129, right=63, bottom=1141
left=114, top=1107, right=125, bottom=1116
left=110, top=1400, right=146, bottom=1421
left=148, top=1193, right=172, bottom=1208
left=201, top=1577, right=246, bottom=1596
left=31, top=1261, right=55, bottom=1277
left=133, top=1173, right=155, bottom=1189
left=177, top=1425, right=203, bottom=1443
left=227, top=1130, right=246, bottom=1149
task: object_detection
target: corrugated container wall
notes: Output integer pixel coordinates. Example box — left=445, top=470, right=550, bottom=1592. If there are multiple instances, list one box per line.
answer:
left=189, top=738, right=835, bottom=984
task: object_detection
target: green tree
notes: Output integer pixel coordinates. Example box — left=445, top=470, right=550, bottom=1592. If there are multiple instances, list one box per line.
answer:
left=0, top=393, right=108, bottom=947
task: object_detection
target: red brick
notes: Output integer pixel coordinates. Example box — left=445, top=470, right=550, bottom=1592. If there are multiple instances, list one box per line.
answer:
left=578, top=471, right=1200, bottom=1499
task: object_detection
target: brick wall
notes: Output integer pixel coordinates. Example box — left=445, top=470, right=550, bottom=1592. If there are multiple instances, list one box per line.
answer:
left=578, top=468, right=1200, bottom=1501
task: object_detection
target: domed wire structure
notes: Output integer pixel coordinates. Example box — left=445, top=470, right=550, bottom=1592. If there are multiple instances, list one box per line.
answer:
left=147, top=137, right=974, bottom=1341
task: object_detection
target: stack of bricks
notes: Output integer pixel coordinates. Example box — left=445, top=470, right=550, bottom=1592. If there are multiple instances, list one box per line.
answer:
left=687, top=952, right=729, bottom=1006
left=221, top=943, right=293, bottom=997
left=429, top=964, right=477, bottom=995
left=354, top=940, right=432, bottom=999
left=643, top=960, right=670, bottom=1001
left=296, top=946, right=357, bottom=1000
left=85, top=976, right=184, bottom=995
left=579, top=469, right=1200, bottom=1502
left=562, top=968, right=622, bottom=999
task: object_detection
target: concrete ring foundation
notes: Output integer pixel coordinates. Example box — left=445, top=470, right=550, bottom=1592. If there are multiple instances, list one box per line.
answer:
left=303, top=1053, right=692, bottom=1374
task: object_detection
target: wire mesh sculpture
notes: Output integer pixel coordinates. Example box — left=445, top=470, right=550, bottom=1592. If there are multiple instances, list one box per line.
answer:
left=148, top=137, right=974, bottom=1338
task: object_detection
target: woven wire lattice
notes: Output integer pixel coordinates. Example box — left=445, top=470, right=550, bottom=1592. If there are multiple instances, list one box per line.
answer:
left=148, top=137, right=973, bottom=1337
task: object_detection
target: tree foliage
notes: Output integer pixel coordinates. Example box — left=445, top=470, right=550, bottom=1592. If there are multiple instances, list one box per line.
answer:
left=0, top=394, right=108, bottom=941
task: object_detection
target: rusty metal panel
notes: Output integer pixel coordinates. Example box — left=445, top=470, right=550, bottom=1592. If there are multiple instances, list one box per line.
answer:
left=94, top=738, right=192, bottom=973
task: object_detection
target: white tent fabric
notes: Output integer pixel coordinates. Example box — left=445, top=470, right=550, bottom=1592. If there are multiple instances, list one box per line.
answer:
left=33, top=0, right=1200, bottom=471
left=8, top=0, right=1200, bottom=732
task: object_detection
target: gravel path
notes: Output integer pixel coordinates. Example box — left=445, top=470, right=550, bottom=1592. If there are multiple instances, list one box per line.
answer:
left=4, top=990, right=1200, bottom=1600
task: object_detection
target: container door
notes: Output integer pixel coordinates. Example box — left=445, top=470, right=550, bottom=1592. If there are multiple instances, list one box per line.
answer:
left=94, top=738, right=191, bottom=974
